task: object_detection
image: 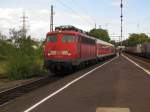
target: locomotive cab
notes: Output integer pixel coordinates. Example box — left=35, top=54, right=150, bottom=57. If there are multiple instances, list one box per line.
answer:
left=44, top=31, right=80, bottom=72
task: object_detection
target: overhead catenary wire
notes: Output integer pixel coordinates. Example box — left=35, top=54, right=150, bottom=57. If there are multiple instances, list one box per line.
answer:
left=55, top=0, right=95, bottom=27
left=69, top=0, right=96, bottom=23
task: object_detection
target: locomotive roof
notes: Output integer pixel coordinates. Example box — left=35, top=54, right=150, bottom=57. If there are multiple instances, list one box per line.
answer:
left=47, top=31, right=92, bottom=37
left=47, top=31, right=80, bottom=35
left=47, top=31, right=114, bottom=47
left=96, top=39, right=114, bottom=47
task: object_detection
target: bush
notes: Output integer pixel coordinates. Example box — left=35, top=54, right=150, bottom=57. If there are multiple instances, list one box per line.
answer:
left=0, top=37, right=46, bottom=80
left=7, top=49, right=42, bottom=79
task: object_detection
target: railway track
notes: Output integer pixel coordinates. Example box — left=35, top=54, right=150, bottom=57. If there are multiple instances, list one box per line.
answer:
left=125, top=52, right=150, bottom=62
left=0, top=75, right=62, bottom=106
left=0, top=67, right=89, bottom=106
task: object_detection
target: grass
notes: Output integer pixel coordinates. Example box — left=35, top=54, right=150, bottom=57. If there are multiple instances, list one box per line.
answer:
left=0, top=60, right=7, bottom=77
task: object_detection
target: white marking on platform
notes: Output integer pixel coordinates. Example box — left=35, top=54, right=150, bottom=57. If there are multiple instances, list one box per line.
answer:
left=24, top=56, right=118, bottom=112
left=96, top=107, right=130, bottom=112
left=122, top=54, right=150, bottom=75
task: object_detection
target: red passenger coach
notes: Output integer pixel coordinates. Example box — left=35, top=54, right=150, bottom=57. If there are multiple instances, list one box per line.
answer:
left=96, top=39, right=115, bottom=59
left=43, top=25, right=115, bottom=74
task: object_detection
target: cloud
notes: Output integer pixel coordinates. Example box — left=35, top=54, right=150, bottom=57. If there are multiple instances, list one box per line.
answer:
left=0, top=8, right=95, bottom=40
left=0, top=7, right=128, bottom=41
left=0, top=8, right=22, bottom=33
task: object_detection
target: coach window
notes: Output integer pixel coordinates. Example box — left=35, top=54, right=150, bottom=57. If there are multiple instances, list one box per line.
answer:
left=62, top=35, right=75, bottom=43
left=47, top=35, right=57, bottom=42
left=82, top=37, right=87, bottom=44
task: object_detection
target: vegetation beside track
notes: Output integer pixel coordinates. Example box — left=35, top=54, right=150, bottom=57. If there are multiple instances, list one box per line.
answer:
left=0, top=30, right=47, bottom=80
left=122, top=33, right=149, bottom=46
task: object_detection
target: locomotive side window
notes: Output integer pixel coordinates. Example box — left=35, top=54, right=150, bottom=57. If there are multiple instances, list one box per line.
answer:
left=81, top=36, right=95, bottom=45
left=47, top=35, right=57, bottom=43
left=62, top=35, right=75, bottom=43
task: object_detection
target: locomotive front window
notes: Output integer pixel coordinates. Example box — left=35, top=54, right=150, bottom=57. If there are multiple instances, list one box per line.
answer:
left=47, top=35, right=57, bottom=43
left=62, top=35, right=75, bottom=43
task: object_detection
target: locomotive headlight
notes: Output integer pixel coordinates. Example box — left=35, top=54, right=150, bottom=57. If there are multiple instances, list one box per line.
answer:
left=62, top=51, right=67, bottom=55
left=62, top=51, right=71, bottom=56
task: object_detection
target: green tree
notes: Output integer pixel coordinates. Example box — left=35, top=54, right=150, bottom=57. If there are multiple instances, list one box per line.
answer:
left=89, top=28, right=110, bottom=42
left=127, top=33, right=149, bottom=46
left=110, top=40, right=116, bottom=46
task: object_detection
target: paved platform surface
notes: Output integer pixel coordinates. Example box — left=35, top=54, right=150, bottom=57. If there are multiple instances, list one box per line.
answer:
left=1, top=55, right=150, bottom=112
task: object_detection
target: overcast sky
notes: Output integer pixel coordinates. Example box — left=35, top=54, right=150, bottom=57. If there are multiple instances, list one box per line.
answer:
left=0, top=0, right=150, bottom=41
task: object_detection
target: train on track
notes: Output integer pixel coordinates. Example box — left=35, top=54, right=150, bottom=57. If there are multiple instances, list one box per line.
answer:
left=125, top=42, right=150, bottom=59
left=43, top=25, right=116, bottom=74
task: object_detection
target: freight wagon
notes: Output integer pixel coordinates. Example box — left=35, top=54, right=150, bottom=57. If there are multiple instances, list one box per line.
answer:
left=125, top=42, right=150, bottom=59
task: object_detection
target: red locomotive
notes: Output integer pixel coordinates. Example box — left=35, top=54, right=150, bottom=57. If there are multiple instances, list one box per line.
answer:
left=43, top=25, right=115, bottom=74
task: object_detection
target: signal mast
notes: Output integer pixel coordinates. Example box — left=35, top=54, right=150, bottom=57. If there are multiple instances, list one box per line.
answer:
left=120, top=0, right=123, bottom=46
